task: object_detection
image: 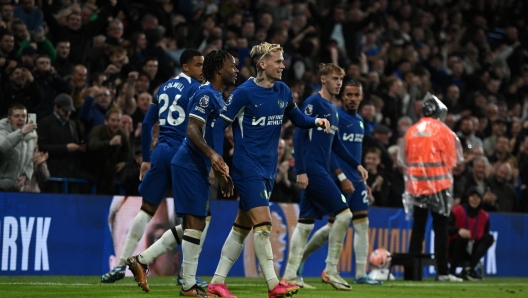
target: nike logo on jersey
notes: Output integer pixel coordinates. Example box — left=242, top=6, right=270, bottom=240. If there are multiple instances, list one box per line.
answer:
left=254, top=103, right=263, bottom=108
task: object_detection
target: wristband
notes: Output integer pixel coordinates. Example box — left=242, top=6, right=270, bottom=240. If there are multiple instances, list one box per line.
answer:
left=338, top=173, right=347, bottom=182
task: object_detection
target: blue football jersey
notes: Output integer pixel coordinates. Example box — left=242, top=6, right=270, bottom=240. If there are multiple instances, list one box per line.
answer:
left=334, top=106, right=364, bottom=182
left=219, top=79, right=294, bottom=180
left=294, top=93, right=340, bottom=174
left=142, top=73, right=201, bottom=161
left=172, top=83, right=224, bottom=174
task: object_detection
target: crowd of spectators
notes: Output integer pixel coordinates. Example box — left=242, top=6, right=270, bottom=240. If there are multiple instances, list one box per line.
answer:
left=0, top=0, right=527, bottom=213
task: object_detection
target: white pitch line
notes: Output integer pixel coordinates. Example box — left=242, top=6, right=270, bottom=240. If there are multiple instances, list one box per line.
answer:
left=0, top=282, right=527, bottom=287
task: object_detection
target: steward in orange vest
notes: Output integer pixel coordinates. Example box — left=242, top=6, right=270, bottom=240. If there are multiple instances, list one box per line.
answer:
left=398, top=93, right=465, bottom=281
left=398, top=92, right=463, bottom=217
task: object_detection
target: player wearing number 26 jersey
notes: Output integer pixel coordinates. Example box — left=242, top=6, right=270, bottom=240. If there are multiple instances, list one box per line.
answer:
left=139, top=72, right=201, bottom=204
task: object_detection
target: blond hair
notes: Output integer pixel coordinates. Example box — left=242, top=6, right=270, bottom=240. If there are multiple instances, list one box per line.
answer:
left=318, top=63, right=345, bottom=76
left=250, top=42, right=283, bottom=68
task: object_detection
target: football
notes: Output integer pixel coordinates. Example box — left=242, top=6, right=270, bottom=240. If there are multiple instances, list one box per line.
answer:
left=369, top=248, right=392, bottom=269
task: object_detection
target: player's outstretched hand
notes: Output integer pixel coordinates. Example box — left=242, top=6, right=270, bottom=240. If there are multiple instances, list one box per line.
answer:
left=297, top=173, right=309, bottom=189
left=357, top=165, right=368, bottom=182
left=340, top=179, right=354, bottom=194
left=139, top=162, right=151, bottom=181
left=211, top=152, right=229, bottom=176
left=315, top=118, right=331, bottom=133
left=219, top=174, right=234, bottom=197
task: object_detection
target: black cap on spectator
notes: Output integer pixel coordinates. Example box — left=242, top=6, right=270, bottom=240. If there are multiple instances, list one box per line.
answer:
left=465, top=186, right=483, bottom=200
left=54, top=93, right=76, bottom=112
left=373, top=124, right=392, bottom=134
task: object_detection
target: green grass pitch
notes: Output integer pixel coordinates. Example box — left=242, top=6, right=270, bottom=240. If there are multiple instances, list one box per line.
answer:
left=0, top=276, right=526, bottom=297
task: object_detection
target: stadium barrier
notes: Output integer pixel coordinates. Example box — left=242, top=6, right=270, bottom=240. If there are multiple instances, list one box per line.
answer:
left=1, top=193, right=526, bottom=277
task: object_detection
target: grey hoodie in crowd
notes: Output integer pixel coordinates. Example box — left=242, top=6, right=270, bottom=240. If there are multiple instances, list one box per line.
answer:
left=0, top=118, right=37, bottom=190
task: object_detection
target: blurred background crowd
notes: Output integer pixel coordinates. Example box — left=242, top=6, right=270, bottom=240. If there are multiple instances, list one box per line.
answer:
left=0, top=0, right=527, bottom=213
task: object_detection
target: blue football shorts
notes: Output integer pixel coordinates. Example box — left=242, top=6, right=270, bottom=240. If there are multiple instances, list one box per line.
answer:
left=139, top=144, right=179, bottom=205
left=299, top=173, right=349, bottom=219
left=171, top=164, right=210, bottom=218
left=234, top=177, right=274, bottom=212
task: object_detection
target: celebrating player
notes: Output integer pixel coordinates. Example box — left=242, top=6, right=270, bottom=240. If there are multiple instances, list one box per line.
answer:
left=169, top=49, right=236, bottom=297
left=206, top=42, right=330, bottom=298
left=282, top=65, right=368, bottom=291
left=101, top=49, right=204, bottom=284
left=297, top=80, right=382, bottom=286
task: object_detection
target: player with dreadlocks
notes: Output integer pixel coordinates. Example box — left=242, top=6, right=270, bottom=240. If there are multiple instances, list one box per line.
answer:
left=170, top=49, right=237, bottom=297
left=206, top=42, right=331, bottom=298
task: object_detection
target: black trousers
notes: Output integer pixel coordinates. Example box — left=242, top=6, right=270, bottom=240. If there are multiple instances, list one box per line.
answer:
left=409, top=206, right=449, bottom=275
left=448, top=234, right=494, bottom=274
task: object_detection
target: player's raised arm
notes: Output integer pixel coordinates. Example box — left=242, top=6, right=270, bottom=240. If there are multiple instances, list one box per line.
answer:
left=285, top=103, right=330, bottom=132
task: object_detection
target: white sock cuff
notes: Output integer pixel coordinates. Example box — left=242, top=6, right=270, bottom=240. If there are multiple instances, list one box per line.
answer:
left=335, top=210, right=353, bottom=222
left=296, top=222, right=314, bottom=232
left=138, top=209, right=154, bottom=220
left=353, top=219, right=369, bottom=232
left=230, top=228, right=248, bottom=244
left=183, top=229, right=202, bottom=244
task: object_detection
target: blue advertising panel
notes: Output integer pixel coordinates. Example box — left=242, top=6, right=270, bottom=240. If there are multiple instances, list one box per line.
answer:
left=1, top=193, right=527, bottom=277
left=0, top=193, right=112, bottom=275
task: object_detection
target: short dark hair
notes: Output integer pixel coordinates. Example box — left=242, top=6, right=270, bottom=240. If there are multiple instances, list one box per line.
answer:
left=67, top=12, right=81, bottom=20
left=34, top=54, right=51, bottom=66
left=8, top=103, right=26, bottom=116
left=179, top=48, right=202, bottom=66
left=460, top=116, right=472, bottom=124
left=343, top=79, right=363, bottom=88
left=142, top=57, right=158, bottom=67
left=137, top=71, right=150, bottom=80
left=56, top=38, right=70, bottom=44
left=105, top=108, right=122, bottom=120
left=365, top=146, right=382, bottom=158
left=202, top=50, right=230, bottom=82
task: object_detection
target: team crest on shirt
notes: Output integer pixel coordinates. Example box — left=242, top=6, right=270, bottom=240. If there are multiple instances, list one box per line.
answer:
left=278, top=100, right=285, bottom=108
left=304, top=104, right=313, bottom=115
left=226, top=94, right=233, bottom=105
left=199, top=95, right=209, bottom=107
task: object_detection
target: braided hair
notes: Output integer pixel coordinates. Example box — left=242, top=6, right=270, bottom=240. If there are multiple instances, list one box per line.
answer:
left=203, top=50, right=230, bottom=82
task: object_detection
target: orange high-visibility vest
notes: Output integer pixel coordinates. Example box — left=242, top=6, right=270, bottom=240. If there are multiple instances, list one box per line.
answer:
left=403, top=118, right=458, bottom=196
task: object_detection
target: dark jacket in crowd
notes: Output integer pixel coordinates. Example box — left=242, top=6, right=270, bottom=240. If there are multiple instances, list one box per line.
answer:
left=37, top=112, right=82, bottom=177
